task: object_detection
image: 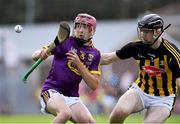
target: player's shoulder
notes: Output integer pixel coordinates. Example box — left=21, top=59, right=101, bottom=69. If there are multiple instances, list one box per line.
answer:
left=92, top=46, right=101, bottom=56
left=66, top=36, right=74, bottom=41
left=124, top=40, right=144, bottom=48
left=132, top=39, right=144, bottom=44
left=62, top=36, right=76, bottom=45
left=89, top=41, right=101, bottom=55
left=162, top=39, right=180, bottom=62
left=162, top=39, right=180, bottom=52
left=89, top=40, right=99, bottom=50
left=60, top=36, right=72, bottom=43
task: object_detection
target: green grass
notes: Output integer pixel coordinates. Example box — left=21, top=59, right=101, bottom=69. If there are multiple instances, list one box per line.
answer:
left=0, top=114, right=180, bottom=123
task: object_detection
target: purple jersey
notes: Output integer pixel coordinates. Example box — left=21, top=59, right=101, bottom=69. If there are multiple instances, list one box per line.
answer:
left=41, top=37, right=101, bottom=97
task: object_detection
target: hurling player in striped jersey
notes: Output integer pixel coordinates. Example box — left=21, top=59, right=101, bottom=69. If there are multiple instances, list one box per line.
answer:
left=101, top=13, right=180, bottom=123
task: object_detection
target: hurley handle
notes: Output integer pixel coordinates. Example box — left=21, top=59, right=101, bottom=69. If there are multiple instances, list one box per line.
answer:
left=21, top=58, right=43, bottom=83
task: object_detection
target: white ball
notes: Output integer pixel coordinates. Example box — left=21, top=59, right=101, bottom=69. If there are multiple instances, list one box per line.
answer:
left=14, top=25, right=23, bottom=33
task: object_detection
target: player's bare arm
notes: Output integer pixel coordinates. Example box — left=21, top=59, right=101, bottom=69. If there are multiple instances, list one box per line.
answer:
left=100, top=52, right=120, bottom=65
left=66, top=51, right=100, bottom=90
left=32, top=22, right=70, bottom=61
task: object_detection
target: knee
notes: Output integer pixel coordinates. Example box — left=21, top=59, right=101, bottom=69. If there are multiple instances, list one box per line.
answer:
left=87, top=118, right=96, bottom=124
left=62, top=110, right=71, bottom=119
left=144, top=119, right=158, bottom=124
left=80, top=116, right=96, bottom=123
left=144, top=118, right=164, bottom=124
left=110, top=108, right=129, bottom=121
left=56, top=110, right=71, bottom=120
left=88, top=118, right=96, bottom=123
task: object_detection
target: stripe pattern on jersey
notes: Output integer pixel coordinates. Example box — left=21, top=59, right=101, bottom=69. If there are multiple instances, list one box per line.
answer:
left=136, top=40, right=179, bottom=96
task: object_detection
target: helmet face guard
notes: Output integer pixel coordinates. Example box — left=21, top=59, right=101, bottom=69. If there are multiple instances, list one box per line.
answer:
left=137, top=28, right=155, bottom=45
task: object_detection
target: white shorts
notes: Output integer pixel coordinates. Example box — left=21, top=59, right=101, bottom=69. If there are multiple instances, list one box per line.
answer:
left=130, top=83, right=175, bottom=111
left=40, top=89, right=82, bottom=114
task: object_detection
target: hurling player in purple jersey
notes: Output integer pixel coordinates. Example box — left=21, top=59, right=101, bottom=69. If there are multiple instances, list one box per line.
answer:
left=32, top=13, right=101, bottom=123
left=101, top=13, right=180, bottom=123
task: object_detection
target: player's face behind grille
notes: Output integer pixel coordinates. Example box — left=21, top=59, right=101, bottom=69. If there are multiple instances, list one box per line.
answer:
left=73, top=22, right=93, bottom=41
left=137, top=27, right=156, bottom=45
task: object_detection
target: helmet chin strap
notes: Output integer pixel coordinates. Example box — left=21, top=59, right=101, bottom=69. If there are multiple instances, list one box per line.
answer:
left=146, top=24, right=171, bottom=47
left=75, top=37, right=92, bottom=46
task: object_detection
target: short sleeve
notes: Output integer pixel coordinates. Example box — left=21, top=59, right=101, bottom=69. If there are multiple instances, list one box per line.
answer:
left=168, top=43, right=180, bottom=78
left=116, top=42, right=135, bottom=59
left=89, top=52, right=101, bottom=75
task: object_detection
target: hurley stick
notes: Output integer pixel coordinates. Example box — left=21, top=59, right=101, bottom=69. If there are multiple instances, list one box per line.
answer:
left=22, top=22, right=70, bottom=82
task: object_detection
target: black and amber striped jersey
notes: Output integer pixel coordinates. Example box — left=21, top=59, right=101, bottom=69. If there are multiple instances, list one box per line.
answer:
left=116, top=38, right=180, bottom=96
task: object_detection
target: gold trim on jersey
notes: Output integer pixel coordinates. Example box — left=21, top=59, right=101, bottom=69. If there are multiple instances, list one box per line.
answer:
left=137, top=69, right=146, bottom=91
left=131, top=39, right=179, bottom=96
left=67, top=61, right=101, bottom=76
left=154, top=57, right=164, bottom=96
left=164, top=41, right=180, bottom=67
left=135, top=54, right=177, bottom=96
left=148, top=76, right=154, bottom=95
left=41, top=91, right=50, bottom=104
left=90, top=70, right=101, bottom=75
left=164, top=55, right=174, bottom=95
left=144, top=60, right=154, bottom=95
left=67, top=61, right=81, bottom=76
left=136, top=60, right=144, bottom=90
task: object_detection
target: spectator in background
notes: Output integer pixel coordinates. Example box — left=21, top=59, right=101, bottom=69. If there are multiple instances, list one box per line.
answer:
left=118, top=70, right=135, bottom=94
left=101, top=71, right=119, bottom=114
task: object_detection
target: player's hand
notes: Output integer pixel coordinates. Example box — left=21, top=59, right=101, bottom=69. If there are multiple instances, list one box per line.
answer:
left=32, top=50, right=41, bottom=61
left=39, top=48, right=50, bottom=60
left=32, top=49, right=49, bottom=61
left=66, top=51, right=81, bottom=66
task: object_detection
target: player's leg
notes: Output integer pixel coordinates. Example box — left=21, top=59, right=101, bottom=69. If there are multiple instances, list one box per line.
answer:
left=41, top=89, right=71, bottom=123
left=144, top=106, right=170, bottom=123
left=109, top=88, right=144, bottom=123
left=143, top=95, right=175, bottom=123
left=70, top=101, right=95, bottom=123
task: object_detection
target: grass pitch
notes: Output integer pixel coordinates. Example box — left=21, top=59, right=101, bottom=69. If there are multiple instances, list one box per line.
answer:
left=0, top=114, right=180, bottom=123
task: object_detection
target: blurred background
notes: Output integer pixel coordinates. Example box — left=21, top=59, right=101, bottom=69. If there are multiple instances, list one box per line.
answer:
left=0, top=0, right=180, bottom=117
